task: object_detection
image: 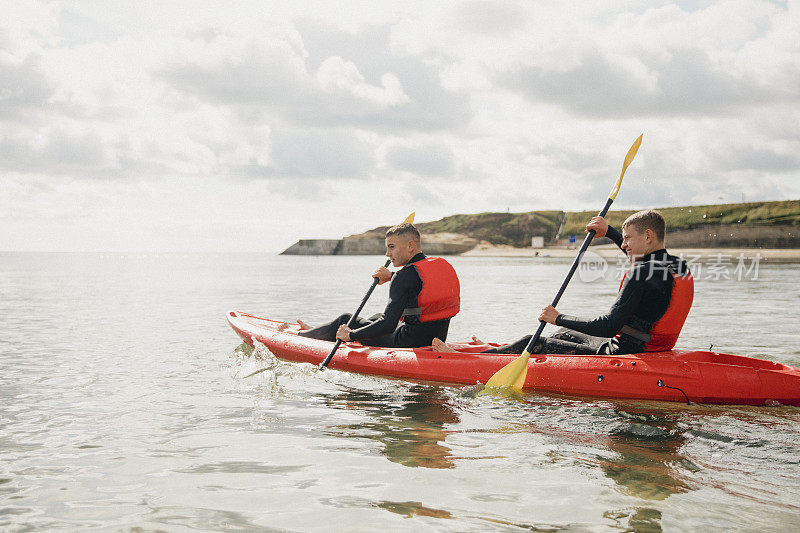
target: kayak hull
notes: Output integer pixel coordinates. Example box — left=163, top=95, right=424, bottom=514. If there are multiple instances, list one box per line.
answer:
left=227, top=311, right=800, bottom=406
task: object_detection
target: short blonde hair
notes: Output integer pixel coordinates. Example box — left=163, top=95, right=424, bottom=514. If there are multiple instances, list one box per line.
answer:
left=623, top=209, right=665, bottom=241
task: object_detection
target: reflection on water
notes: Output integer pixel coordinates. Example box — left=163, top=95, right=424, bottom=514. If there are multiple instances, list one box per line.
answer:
left=600, top=410, right=692, bottom=533
left=323, top=386, right=459, bottom=469
left=374, top=500, right=453, bottom=519
left=146, top=506, right=263, bottom=532
left=602, top=410, right=691, bottom=501
left=604, top=507, right=664, bottom=533
left=498, top=397, right=700, bottom=532
left=319, top=496, right=453, bottom=519
left=297, top=382, right=702, bottom=531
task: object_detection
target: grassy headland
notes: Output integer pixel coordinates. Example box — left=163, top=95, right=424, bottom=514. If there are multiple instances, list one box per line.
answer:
left=416, top=211, right=562, bottom=247
left=560, top=200, right=800, bottom=238
left=352, top=200, right=800, bottom=249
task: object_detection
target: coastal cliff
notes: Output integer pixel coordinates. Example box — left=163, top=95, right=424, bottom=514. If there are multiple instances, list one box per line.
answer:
left=281, top=200, right=800, bottom=255
left=281, top=233, right=478, bottom=256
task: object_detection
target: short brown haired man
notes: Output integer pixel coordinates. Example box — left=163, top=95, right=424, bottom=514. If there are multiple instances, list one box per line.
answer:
left=285, top=223, right=461, bottom=348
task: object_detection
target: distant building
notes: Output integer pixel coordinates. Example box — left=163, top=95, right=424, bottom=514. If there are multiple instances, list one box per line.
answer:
left=531, top=236, right=545, bottom=248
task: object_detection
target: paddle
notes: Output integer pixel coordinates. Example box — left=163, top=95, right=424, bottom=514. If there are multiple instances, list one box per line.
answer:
left=484, top=134, right=643, bottom=391
left=319, top=212, right=416, bottom=369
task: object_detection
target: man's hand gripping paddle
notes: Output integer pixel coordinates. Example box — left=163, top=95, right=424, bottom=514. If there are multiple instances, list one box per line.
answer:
left=318, top=212, right=416, bottom=369
left=484, top=134, right=643, bottom=392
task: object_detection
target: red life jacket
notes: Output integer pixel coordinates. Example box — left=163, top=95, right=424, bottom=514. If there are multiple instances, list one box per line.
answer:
left=645, top=272, right=694, bottom=351
left=402, top=257, right=460, bottom=323
left=617, top=269, right=694, bottom=351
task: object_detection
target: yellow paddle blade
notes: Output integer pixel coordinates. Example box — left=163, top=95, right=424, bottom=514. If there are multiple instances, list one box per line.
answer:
left=403, top=212, right=415, bottom=224
left=609, top=133, right=643, bottom=201
left=485, top=351, right=530, bottom=390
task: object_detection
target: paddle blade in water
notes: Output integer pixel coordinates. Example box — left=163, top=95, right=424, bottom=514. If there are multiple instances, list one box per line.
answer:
left=485, top=351, right=530, bottom=390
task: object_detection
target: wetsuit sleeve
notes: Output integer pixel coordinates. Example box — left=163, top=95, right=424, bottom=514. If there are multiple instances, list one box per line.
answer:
left=554, top=275, right=645, bottom=337
left=606, top=225, right=623, bottom=249
left=349, top=267, right=417, bottom=341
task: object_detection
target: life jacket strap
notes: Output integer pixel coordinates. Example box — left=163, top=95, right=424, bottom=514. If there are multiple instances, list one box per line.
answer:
left=402, top=307, right=422, bottom=316
left=620, top=325, right=651, bottom=343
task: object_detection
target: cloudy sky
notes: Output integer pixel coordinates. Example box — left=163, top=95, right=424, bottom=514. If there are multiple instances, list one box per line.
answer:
left=2, top=0, right=799, bottom=252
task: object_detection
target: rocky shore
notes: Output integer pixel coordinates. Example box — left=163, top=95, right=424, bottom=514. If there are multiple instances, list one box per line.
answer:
left=280, top=232, right=479, bottom=256
left=463, top=242, right=800, bottom=262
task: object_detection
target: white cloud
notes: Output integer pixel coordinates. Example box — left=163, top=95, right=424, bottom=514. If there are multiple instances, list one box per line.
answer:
left=1, top=0, right=799, bottom=252
left=0, top=52, right=55, bottom=120
left=316, top=56, right=410, bottom=108
left=453, top=0, right=528, bottom=35
left=382, top=140, right=455, bottom=176
left=243, top=127, right=376, bottom=180
left=0, top=128, right=110, bottom=173
left=160, top=23, right=471, bottom=132
left=159, top=30, right=309, bottom=107
left=500, top=45, right=797, bottom=118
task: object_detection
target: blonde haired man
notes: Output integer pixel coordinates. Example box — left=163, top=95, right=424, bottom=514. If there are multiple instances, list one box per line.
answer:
left=436, top=210, right=693, bottom=355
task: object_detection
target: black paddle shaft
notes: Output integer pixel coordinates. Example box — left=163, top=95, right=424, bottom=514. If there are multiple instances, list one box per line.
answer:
left=523, top=197, right=615, bottom=354
left=319, top=258, right=392, bottom=369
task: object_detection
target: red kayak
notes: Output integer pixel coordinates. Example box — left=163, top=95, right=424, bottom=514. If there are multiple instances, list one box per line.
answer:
left=227, top=311, right=800, bottom=406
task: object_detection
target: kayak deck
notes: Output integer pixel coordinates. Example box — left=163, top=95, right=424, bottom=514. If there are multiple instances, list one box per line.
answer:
left=227, top=310, right=800, bottom=406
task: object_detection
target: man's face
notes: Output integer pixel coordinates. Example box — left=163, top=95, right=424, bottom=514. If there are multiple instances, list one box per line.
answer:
left=385, top=234, right=415, bottom=266
left=621, top=224, right=652, bottom=261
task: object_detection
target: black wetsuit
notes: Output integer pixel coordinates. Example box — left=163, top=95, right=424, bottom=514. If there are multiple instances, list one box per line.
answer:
left=485, top=226, right=691, bottom=355
left=298, top=253, right=451, bottom=348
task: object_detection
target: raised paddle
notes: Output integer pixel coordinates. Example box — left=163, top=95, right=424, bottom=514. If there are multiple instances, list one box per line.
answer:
left=319, top=212, right=416, bottom=369
left=484, top=134, right=643, bottom=391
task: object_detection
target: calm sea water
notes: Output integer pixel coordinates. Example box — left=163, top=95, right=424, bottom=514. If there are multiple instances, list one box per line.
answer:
left=2, top=251, right=799, bottom=532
